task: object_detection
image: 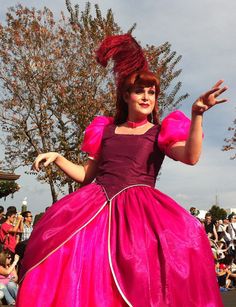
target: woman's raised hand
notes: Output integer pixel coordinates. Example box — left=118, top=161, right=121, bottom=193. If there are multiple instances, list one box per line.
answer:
left=32, top=152, right=60, bottom=172
left=14, top=254, right=20, bottom=263
left=192, top=80, right=228, bottom=115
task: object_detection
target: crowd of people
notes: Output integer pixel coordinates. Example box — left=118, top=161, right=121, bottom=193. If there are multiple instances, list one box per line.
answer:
left=0, top=202, right=234, bottom=304
left=190, top=208, right=236, bottom=292
left=0, top=205, right=33, bottom=305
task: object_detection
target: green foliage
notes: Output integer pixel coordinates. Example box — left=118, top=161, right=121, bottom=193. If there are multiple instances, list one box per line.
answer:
left=209, top=205, right=227, bottom=221
left=21, top=204, right=27, bottom=212
left=0, top=180, right=20, bottom=199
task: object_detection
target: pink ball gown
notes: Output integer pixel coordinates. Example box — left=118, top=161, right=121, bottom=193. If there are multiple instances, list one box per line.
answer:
left=16, top=111, right=223, bottom=307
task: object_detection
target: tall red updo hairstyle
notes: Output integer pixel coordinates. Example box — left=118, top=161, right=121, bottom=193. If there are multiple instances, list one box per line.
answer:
left=96, top=34, right=160, bottom=125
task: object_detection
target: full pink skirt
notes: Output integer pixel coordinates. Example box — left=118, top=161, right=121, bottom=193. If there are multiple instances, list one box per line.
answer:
left=16, top=184, right=223, bottom=307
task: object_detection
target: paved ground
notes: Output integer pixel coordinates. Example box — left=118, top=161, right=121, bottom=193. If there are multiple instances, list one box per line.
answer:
left=221, top=290, right=236, bottom=307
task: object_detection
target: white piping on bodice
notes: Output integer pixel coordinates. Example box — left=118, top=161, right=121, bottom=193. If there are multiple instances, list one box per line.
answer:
left=100, top=183, right=152, bottom=202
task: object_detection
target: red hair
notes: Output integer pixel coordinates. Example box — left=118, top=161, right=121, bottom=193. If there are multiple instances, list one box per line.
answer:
left=115, top=71, right=160, bottom=125
left=96, top=34, right=160, bottom=124
left=96, top=34, right=148, bottom=88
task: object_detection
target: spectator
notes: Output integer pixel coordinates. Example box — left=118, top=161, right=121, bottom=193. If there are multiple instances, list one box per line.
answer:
left=230, top=258, right=236, bottom=274
left=33, top=206, right=50, bottom=226
left=215, top=241, right=229, bottom=260
left=0, top=286, right=4, bottom=303
left=15, top=239, right=28, bottom=276
left=227, top=263, right=236, bottom=288
left=5, top=206, right=17, bottom=227
left=215, top=262, right=231, bottom=291
left=6, top=206, right=17, bottom=214
left=226, top=214, right=236, bottom=257
left=33, top=212, right=43, bottom=226
left=227, top=214, right=236, bottom=241
left=222, top=218, right=230, bottom=231
left=209, top=240, right=218, bottom=260
left=21, top=211, right=33, bottom=241
left=217, top=218, right=231, bottom=243
left=0, top=251, right=19, bottom=305
left=204, top=213, right=218, bottom=242
left=189, top=207, right=200, bottom=217
left=0, top=206, right=5, bottom=225
left=0, top=210, right=23, bottom=253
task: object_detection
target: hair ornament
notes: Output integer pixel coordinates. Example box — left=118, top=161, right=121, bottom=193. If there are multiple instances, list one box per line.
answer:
left=96, top=34, right=149, bottom=88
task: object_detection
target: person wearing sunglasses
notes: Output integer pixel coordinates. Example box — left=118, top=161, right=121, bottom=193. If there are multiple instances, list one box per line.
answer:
left=20, top=211, right=33, bottom=242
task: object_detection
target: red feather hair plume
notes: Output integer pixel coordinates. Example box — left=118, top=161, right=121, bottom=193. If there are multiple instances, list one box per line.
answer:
left=96, top=34, right=149, bottom=88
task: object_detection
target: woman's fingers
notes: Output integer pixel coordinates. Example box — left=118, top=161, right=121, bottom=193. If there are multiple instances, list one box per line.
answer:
left=33, top=154, right=47, bottom=171
left=203, top=84, right=228, bottom=104
left=212, top=79, right=224, bottom=89
left=204, top=81, right=228, bottom=98
left=44, top=158, right=53, bottom=168
left=215, top=98, right=228, bottom=104
left=14, top=254, right=20, bottom=262
left=214, top=86, right=228, bottom=97
left=202, top=87, right=220, bottom=99
left=32, top=152, right=59, bottom=171
left=192, top=80, right=228, bottom=115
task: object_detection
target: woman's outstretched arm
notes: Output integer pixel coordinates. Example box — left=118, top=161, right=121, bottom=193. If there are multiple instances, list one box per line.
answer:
left=32, top=153, right=98, bottom=184
left=169, top=80, right=228, bottom=164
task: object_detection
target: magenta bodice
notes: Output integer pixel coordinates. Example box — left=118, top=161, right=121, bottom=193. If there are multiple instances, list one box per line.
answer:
left=96, top=124, right=164, bottom=199
left=17, top=111, right=222, bottom=307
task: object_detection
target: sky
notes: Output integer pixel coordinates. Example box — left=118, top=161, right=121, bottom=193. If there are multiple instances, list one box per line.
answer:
left=0, top=0, right=235, bottom=215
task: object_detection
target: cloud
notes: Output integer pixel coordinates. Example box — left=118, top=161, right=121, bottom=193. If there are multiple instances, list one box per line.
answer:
left=176, top=193, right=189, bottom=200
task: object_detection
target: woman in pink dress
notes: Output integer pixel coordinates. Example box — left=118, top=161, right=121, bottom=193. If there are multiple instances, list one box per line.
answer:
left=16, top=34, right=227, bottom=306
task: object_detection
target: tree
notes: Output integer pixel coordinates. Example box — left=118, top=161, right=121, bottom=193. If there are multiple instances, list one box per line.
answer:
left=222, top=116, right=236, bottom=160
left=0, top=2, right=188, bottom=203
left=66, top=1, right=188, bottom=116
left=209, top=205, right=227, bottom=221
left=0, top=180, right=20, bottom=199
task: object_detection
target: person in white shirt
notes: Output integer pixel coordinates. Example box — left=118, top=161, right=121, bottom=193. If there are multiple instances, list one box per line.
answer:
left=21, top=211, right=33, bottom=241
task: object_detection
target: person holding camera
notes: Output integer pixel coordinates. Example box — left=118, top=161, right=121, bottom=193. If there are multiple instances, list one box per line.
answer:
left=0, top=210, right=23, bottom=253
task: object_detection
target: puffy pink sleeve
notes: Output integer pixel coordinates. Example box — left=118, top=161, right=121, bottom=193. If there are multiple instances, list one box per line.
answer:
left=158, top=111, right=191, bottom=156
left=81, top=116, right=114, bottom=160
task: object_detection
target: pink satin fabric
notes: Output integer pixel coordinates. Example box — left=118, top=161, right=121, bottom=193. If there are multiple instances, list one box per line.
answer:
left=17, top=186, right=223, bottom=307
left=19, top=183, right=107, bottom=280
left=81, top=111, right=193, bottom=160
left=81, top=116, right=114, bottom=159
left=17, top=204, right=125, bottom=307
left=16, top=112, right=223, bottom=306
left=158, top=111, right=192, bottom=157
left=110, top=186, right=222, bottom=306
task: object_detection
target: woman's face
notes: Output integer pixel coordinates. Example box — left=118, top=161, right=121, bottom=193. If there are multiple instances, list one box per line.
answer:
left=125, top=85, right=156, bottom=120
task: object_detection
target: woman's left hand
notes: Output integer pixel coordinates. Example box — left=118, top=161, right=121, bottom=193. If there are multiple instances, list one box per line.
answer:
left=192, top=80, right=228, bottom=115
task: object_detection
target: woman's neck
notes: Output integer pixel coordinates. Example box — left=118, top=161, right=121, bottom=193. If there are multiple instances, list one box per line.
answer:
left=126, top=117, right=148, bottom=128
left=127, top=114, right=147, bottom=122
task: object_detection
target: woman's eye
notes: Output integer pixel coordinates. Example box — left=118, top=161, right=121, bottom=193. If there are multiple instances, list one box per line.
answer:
left=134, top=88, right=143, bottom=94
left=133, top=88, right=155, bottom=95
left=149, top=90, right=155, bottom=95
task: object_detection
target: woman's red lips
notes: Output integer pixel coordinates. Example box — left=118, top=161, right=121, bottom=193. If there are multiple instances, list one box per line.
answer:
left=140, top=103, right=150, bottom=108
